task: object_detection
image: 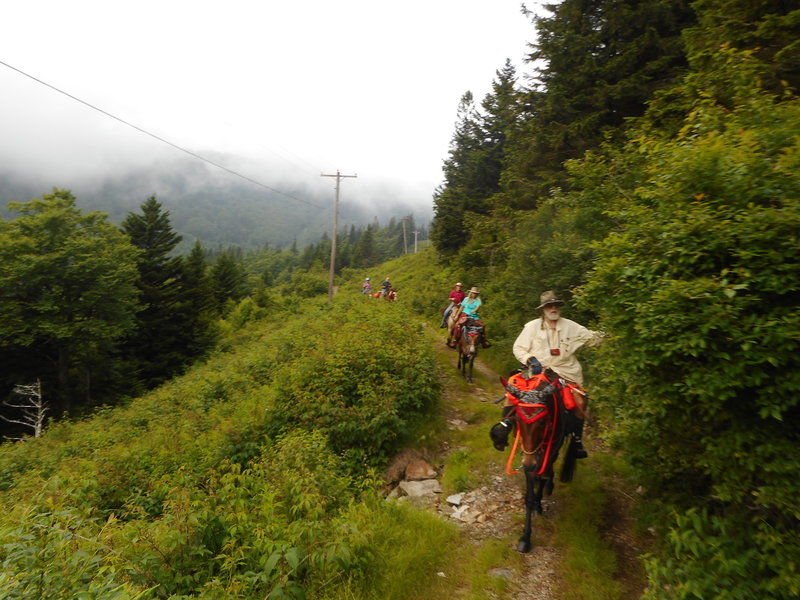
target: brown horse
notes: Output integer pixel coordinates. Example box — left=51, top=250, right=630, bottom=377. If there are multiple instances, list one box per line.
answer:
left=455, top=319, right=483, bottom=383
left=500, top=369, right=580, bottom=552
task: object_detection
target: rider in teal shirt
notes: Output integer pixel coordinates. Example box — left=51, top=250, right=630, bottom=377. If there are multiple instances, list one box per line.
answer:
left=460, top=287, right=482, bottom=319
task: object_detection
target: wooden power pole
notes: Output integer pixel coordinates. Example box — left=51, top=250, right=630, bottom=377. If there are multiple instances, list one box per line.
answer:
left=321, top=170, right=357, bottom=302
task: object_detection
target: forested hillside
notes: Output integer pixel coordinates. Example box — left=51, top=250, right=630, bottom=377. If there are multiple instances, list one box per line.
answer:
left=429, top=0, right=799, bottom=598
left=0, top=190, right=426, bottom=430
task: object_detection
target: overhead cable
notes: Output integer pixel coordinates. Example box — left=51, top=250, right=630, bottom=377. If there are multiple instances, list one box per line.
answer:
left=0, top=59, right=327, bottom=210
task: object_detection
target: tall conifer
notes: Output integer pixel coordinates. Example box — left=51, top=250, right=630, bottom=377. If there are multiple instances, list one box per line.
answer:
left=504, top=0, right=695, bottom=201
left=120, top=196, right=188, bottom=385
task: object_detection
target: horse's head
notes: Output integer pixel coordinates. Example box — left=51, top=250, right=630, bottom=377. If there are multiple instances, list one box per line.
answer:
left=461, top=322, right=483, bottom=355
left=504, top=374, right=560, bottom=474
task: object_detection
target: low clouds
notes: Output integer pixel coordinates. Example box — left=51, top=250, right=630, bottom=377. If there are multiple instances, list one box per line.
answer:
left=1, top=1, right=539, bottom=219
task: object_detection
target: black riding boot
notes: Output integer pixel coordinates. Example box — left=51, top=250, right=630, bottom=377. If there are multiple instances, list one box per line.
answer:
left=481, top=329, right=492, bottom=348
left=489, top=405, right=514, bottom=451
left=573, top=417, right=588, bottom=459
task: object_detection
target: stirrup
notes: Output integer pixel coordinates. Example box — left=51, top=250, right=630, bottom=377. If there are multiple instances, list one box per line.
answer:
left=574, top=438, right=588, bottom=459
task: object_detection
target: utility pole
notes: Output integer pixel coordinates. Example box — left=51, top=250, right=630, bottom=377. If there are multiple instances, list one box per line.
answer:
left=402, top=218, right=408, bottom=254
left=413, top=230, right=420, bottom=253
left=321, top=170, right=357, bottom=302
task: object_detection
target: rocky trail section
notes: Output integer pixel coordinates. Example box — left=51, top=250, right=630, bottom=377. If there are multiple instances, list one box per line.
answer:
left=382, top=353, right=562, bottom=600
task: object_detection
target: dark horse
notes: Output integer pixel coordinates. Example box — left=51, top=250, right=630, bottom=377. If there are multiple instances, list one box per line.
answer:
left=455, top=319, right=484, bottom=383
left=501, top=369, right=581, bottom=552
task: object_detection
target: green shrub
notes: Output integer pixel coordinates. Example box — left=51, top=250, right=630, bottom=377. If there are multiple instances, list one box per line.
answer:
left=268, top=296, right=439, bottom=467
left=581, top=55, right=800, bottom=599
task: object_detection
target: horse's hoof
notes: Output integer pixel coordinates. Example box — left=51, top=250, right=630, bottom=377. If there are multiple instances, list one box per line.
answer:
left=517, top=540, right=532, bottom=553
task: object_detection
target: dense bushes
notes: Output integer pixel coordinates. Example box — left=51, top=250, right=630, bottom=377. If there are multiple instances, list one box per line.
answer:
left=581, top=61, right=800, bottom=598
left=0, top=293, right=443, bottom=598
left=268, top=298, right=439, bottom=466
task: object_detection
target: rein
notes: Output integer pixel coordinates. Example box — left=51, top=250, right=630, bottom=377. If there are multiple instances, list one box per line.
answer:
left=505, top=397, right=561, bottom=476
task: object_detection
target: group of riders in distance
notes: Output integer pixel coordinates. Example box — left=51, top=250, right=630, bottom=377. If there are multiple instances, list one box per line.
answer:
left=361, top=276, right=397, bottom=301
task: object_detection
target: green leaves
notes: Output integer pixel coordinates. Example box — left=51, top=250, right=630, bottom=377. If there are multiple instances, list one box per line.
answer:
left=581, top=55, right=800, bottom=600
left=0, top=189, right=141, bottom=410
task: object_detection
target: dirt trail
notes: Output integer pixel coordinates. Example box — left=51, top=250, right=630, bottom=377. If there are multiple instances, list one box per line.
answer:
left=422, top=335, right=648, bottom=600
left=434, top=344, right=562, bottom=600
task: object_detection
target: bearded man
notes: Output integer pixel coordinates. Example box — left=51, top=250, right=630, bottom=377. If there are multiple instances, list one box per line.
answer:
left=506, top=290, right=603, bottom=457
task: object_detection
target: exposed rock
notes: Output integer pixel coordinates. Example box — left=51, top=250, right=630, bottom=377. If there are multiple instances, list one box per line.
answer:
left=447, top=418, right=469, bottom=430
left=488, top=567, right=514, bottom=580
left=382, top=448, right=427, bottom=484
left=446, top=493, right=464, bottom=506
left=385, top=486, right=401, bottom=499
left=450, top=505, right=467, bottom=521
left=398, top=479, right=441, bottom=497
left=405, top=459, right=437, bottom=481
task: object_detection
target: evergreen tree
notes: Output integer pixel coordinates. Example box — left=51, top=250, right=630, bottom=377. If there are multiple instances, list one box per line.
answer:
left=479, top=59, right=520, bottom=201
left=178, top=240, right=217, bottom=356
left=686, top=0, right=800, bottom=93
left=432, top=63, right=521, bottom=254
left=120, top=196, right=189, bottom=386
left=431, top=91, right=492, bottom=255
left=353, top=224, right=379, bottom=267
left=503, top=0, right=695, bottom=201
left=211, top=250, right=247, bottom=309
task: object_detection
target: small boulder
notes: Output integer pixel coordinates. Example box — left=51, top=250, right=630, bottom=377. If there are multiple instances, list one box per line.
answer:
left=398, top=479, right=441, bottom=497
left=405, top=459, right=437, bottom=481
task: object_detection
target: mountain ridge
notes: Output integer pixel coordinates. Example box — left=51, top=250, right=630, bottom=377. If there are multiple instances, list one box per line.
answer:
left=0, top=154, right=433, bottom=252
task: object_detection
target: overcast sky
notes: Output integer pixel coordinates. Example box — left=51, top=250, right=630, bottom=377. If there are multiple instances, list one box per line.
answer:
left=1, top=1, right=546, bottom=212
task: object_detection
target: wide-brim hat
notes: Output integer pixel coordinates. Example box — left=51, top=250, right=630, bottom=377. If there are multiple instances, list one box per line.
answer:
left=536, top=290, right=565, bottom=309
left=468, top=287, right=480, bottom=294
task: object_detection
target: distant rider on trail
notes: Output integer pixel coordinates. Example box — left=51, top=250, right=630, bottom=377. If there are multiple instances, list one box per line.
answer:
left=441, top=282, right=465, bottom=328
left=452, top=287, right=491, bottom=348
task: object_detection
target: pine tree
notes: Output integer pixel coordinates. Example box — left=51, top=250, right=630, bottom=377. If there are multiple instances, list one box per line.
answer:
left=211, top=250, right=247, bottom=309
left=120, top=196, right=188, bottom=385
left=178, top=241, right=217, bottom=356
left=431, top=62, right=522, bottom=255
left=503, top=0, right=695, bottom=201
left=353, top=224, right=379, bottom=268
left=687, top=0, right=800, bottom=93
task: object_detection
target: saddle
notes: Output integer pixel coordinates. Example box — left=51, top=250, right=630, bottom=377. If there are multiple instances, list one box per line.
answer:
left=455, top=316, right=484, bottom=339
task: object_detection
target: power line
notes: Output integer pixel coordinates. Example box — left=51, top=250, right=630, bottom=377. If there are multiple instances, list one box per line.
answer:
left=0, top=59, right=327, bottom=210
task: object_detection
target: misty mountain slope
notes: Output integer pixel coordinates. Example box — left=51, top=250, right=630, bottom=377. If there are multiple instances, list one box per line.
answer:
left=0, top=155, right=432, bottom=251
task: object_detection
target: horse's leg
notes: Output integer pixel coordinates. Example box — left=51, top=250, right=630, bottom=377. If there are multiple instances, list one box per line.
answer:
left=519, top=464, right=545, bottom=553
left=468, top=354, right=475, bottom=383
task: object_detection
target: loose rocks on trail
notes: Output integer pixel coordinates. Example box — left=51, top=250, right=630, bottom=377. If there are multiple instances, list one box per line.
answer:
left=382, top=350, right=562, bottom=600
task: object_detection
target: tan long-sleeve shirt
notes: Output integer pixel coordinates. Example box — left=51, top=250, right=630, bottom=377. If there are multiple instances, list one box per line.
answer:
left=512, top=317, right=602, bottom=385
